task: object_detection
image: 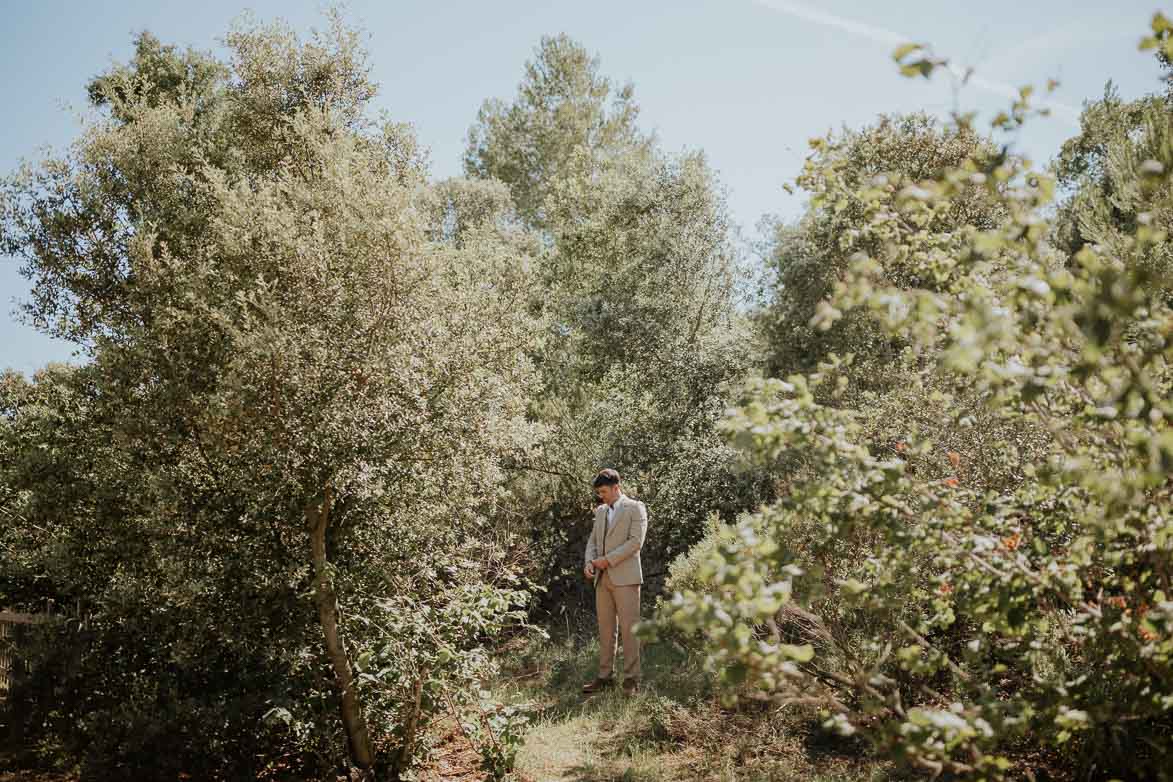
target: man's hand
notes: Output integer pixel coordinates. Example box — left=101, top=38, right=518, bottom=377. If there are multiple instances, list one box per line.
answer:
left=591, top=557, right=610, bottom=571
left=584, top=563, right=596, bottom=580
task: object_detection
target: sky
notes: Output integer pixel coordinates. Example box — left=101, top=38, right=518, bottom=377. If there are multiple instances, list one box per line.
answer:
left=1, top=0, right=1166, bottom=375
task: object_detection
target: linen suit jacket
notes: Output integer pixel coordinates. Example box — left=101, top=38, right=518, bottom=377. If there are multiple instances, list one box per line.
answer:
left=584, top=495, right=648, bottom=587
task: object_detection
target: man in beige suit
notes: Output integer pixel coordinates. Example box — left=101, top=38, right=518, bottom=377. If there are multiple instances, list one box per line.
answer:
left=582, top=468, right=648, bottom=695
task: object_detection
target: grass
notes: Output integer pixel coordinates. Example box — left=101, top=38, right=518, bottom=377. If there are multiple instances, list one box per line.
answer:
left=483, top=630, right=895, bottom=782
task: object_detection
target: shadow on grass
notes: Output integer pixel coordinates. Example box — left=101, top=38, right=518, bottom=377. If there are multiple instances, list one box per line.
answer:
left=797, top=719, right=871, bottom=763
left=515, top=633, right=713, bottom=725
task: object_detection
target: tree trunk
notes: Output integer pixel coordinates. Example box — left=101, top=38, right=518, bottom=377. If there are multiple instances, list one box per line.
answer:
left=308, top=485, right=375, bottom=772
left=392, top=671, right=426, bottom=777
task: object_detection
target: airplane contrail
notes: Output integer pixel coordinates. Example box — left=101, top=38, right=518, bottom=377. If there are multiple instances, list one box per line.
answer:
left=752, top=0, right=1082, bottom=126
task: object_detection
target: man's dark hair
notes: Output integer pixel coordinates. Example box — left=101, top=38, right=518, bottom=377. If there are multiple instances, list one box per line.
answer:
left=592, top=468, right=621, bottom=488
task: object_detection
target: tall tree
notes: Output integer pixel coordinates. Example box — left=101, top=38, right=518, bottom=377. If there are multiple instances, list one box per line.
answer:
left=755, top=113, right=1007, bottom=383
left=2, top=15, right=537, bottom=778
left=464, top=36, right=770, bottom=602
left=464, top=33, right=652, bottom=231
left=1052, top=76, right=1173, bottom=289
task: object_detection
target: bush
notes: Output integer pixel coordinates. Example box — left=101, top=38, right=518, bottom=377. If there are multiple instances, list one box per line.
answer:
left=658, top=20, right=1173, bottom=781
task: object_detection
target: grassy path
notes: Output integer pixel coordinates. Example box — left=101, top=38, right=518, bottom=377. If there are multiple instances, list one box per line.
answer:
left=477, top=634, right=891, bottom=782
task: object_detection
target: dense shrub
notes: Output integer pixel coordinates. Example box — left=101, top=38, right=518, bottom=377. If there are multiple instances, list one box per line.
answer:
left=658, top=20, right=1173, bottom=781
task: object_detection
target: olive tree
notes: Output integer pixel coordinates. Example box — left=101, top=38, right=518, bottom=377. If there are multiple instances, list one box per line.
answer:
left=2, top=15, right=538, bottom=778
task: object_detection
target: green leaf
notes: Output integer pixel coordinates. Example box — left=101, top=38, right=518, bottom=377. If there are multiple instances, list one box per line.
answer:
left=892, top=43, right=922, bottom=61
left=897, top=644, right=923, bottom=663
left=841, top=578, right=870, bottom=595
left=356, top=651, right=373, bottom=671
left=263, top=707, right=293, bottom=727
left=779, top=643, right=815, bottom=662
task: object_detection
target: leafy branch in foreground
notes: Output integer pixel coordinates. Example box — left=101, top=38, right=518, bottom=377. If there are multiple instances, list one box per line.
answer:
left=657, top=18, right=1172, bottom=781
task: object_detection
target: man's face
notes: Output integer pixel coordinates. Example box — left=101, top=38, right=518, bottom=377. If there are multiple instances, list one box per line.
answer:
left=595, top=483, right=620, bottom=506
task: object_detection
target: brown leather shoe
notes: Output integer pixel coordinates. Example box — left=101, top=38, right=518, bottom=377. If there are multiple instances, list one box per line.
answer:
left=622, top=678, right=640, bottom=695
left=582, top=677, right=613, bottom=694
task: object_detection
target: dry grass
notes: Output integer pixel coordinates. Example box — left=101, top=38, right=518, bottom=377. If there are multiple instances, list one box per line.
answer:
left=481, top=632, right=895, bottom=782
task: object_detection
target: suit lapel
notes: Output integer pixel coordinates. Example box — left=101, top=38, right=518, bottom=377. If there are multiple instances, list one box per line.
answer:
left=593, top=507, right=606, bottom=586
left=596, top=506, right=607, bottom=554
left=604, top=498, right=616, bottom=555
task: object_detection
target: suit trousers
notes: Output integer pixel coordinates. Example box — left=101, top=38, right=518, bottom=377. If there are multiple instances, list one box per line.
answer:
left=596, top=569, right=641, bottom=681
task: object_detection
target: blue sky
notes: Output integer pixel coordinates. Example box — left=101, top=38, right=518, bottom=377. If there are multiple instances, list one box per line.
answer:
left=1, top=0, right=1166, bottom=375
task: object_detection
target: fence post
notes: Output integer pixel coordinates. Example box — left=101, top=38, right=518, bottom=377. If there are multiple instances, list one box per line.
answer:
left=0, top=609, right=58, bottom=698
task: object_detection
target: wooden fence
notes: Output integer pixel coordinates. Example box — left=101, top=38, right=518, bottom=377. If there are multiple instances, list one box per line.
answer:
left=0, top=608, right=61, bottom=697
